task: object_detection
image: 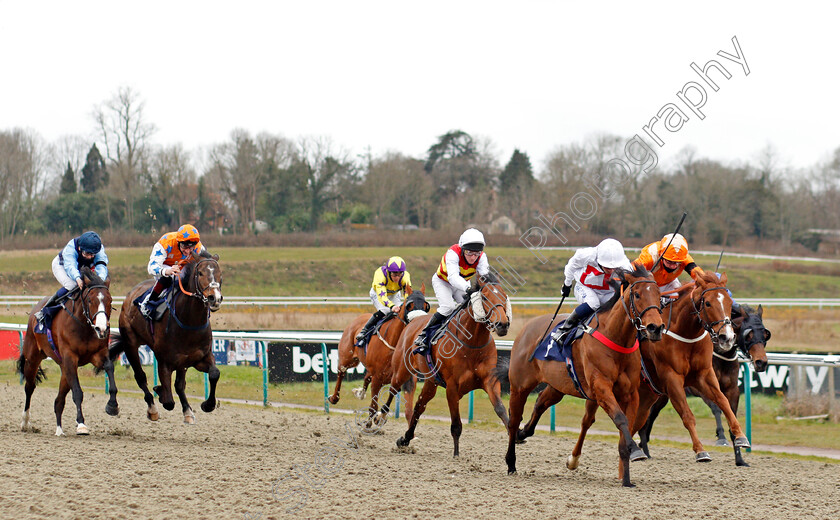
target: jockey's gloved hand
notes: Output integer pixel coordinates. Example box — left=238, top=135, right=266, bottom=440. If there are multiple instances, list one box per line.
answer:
left=561, top=284, right=572, bottom=298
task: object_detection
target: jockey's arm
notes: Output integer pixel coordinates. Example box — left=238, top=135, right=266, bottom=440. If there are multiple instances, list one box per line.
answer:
left=148, top=242, right=168, bottom=277
left=563, top=249, right=589, bottom=287
left=685, top=253, right=701, bottom=279
left=445, top=250, right=471, bottom=293
left=372, top=270, right=395, bottom=310
left=94, top=247, right=109, bottom=280
left=61, top=239, right=82, bottom=284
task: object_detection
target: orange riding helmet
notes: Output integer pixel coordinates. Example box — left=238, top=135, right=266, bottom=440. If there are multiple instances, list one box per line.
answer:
left=177, top=224, right=200, bottom=243
left=659, top=233, right=689, bottom=263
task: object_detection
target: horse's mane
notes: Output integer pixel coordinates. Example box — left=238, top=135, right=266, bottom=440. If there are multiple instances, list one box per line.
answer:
left=597, top=263, right=650, bottom=314
left=479, top=272, right=500, bottom=284
left=81, top=266, right=105, bottom=286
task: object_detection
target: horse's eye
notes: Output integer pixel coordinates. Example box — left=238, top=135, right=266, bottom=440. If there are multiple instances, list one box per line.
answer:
left=705, top=301, right=711, bottom=308
left=634, top=292, right=640, bottom=299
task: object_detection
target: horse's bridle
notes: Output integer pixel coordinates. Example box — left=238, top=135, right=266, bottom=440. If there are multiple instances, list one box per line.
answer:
left=621, top=279, right=660, bottom=337
left=178, top=258, right=221, bottom=306
left=690, top=286, right=734, bottom=351
left=66, top=283, right=110, bottom=333
left=468, top=280, right=509, bottom=333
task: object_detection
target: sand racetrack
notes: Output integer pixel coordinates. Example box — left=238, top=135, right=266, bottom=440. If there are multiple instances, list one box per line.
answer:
left=1, top=383, right=839, bottom=520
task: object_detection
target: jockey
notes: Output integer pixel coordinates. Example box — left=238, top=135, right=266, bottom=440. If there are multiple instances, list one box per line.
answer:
left=414, top=228, right=490, bottom=352
left=633, top=233, right=703, bottom=293
left=355, top=256, right=413, bottom=341
left=139, top=224, right=207, bottom=319
left=34, top=231, right=108, bottom=323
left=550, top=238, right=633, bottom=343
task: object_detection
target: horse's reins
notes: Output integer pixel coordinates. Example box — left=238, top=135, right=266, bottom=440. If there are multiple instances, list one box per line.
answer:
left=690, top=286, right=734, bottom=351
left=64, top=283, right=110, bottom=334
left=178, top=257, right=221, bottom=305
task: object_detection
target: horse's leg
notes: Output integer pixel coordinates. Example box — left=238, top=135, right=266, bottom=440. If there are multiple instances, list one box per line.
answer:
left=691, top=369, right=749, bottom=448
left=403, top=378, right=416, bottom=425
left=358, top=373, right=372, bottom=400
left=483, top=378, right=509, bottom=429
left=121, top=330, right=158, bottom=420
left=444, top=385, right=464, bottom=457
left=60, top=354, right=89, bottom=435
left=192, top=354, right=220, bottom=413
left=365, top=373, right=384, bottom=431
left=589, top=376, right=644, bottom=487
left=329, top=368, right=347, bottom=405
left=505, top=386, right=533, bottom=474
left=155, top=362, right=175, bottom=411
left=722, top=383, right=748, bottom=466
left=699, top=394, right=728, bottom=446
left=518, top=386, right=563, bottom=443
left=53, top=373, right=71, bottom=436
left=638, top=394, right=669, bottom=458
left=661, top=374, right=709, bottom=461
left=20, top=349, right=45, bottom=432
left=174, top=368, right=195, bottom=424
left=102, top=356, right=120, bottom=417
left=397, top=381, right=438, bottom=448
left=329, top=343, right=359, bottom=404
left=567, top=399, right=598, bottom=470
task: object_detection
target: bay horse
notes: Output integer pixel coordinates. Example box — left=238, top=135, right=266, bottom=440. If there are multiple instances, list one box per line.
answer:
left=376, top=272, right=511, bottom=457
left=18, top=267, right=115, bottom=435
left=505, top=265, right=663, bottom=487
left=327, top=284, right=430, bottom=430
left=109, top=251, right=223, bottom=423
left=639, top=303, right=770, bottom=466
left=520, top=271, right=750, bottom=471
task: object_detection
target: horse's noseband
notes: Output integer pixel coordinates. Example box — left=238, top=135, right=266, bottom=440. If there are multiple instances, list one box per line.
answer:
left=622, top=280, right=660, bottom=336
left=470, top=281, right=508, bottom=332
left=66, top=284, right=110, bottom=335
left=691, top=287, right=733, bottom=351
left=182, top=258, right=222, bottom=306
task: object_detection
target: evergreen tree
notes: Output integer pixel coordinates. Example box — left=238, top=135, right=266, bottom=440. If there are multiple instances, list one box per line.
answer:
left=80, top=144, right=108, bottom=193
left=499, top=149, right=535, bottom=192
left=59, top=162, right=76, bottom=194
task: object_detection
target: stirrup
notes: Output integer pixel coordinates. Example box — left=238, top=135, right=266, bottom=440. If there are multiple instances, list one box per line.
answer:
left=34, top=310, right=45, bottom=322
left=414, top=333, right=426, bottom=347
left=139, top=304, right=153, bottom=319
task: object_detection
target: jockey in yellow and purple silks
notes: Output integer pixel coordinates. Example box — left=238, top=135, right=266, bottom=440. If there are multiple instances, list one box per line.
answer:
left=355, top=256, right=413, bottom=341
left=139, top=224, right=207, bottom=319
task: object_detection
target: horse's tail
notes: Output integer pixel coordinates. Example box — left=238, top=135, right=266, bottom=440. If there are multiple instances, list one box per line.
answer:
left=492, top=356, right=510, bottom=387
left=17, top=353, right=46, bottom=384
left=109, top=335, right=126, bottom=362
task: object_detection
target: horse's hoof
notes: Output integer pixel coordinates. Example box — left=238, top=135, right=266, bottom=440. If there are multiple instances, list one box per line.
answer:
left=105, top=403, right=120, bottom=417
left=55, top=426, right=65, bottom=437
left=352, top=387, right=365, bottom=400
left=184, top=409, right=196, bottom=425
left=629, top=449, right=648, bottom=462
left=328, top=395, right=340, bottom=405
left=396, top=436, right=409, bottom=447
left=736, top=460, right=751, bottom=467
left=20, top=411, right=30, bottom=431
left=76, top=423, right=89, bottom=435
left=695, top=451, right=712, bottom=462
left=622, top=481, right=637, bottom=488
left=566, top=454, right=580, bottom=470
left=734, top=436, right=751, bottom=448
left=147, top=409, right=160, bottom=421
left=507, top=468, right=517, bottom=475
left=200, top=400, right=218, bottom=413
left=715, top=438, right=730, bottom=447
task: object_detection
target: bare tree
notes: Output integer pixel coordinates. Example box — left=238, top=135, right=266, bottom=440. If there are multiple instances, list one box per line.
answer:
left=92, top=86, right=157, bottom=229
left=146, top=144, right=198, bottom=228
left=0, top=129, right=50, bottom=241
left=50, top=134, right=91, bottom=194
left=295, top=136, right=354, bottom=231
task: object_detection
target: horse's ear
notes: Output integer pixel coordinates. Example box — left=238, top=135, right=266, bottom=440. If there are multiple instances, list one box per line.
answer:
left=213, top=253, right=220, bottom=261
left=757, top=304, right=763, bottom=318
left=104, top=276, right=111, bottom=289
left=405, top=284, right=413, bottom=296
left=80, top=266, right=91, bottom=284
left=420, top=282, right=425, bottom=295
left=719, top=272, right=728, bottom=285
left=764, top=328, right=771, bottom=341
left=471, top=276, right=479, bottom=290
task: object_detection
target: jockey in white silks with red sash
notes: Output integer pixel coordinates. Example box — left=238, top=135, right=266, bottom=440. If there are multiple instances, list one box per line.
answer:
left=550, top=238, right=633, bottom=343
left=414, top=228, right=490, bottom=353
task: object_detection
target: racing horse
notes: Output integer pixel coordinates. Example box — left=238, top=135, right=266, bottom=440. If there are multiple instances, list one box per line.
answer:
left=519, top=271, right=751, bottom=470
left=328, top=284, right=430, bottom=429
left=109, top=251, right=223, bottom=423
left=377, top=272, right=511, bottom=456
left=505, top=265, right=664, bottom=487
left=639, top=303, right=770, bottom=466
left=18, top=267, right=115, bottom=435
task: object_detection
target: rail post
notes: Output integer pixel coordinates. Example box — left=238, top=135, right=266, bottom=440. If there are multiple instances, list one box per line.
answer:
left=468, top=390, right=474, bottom=423
left=321, top=343, right=329, bottom=413
left=743, top=361, right=752, bottom=451
left=550, top=404, right=556, bottom=433
left=262, top=341, right=269, bottom=407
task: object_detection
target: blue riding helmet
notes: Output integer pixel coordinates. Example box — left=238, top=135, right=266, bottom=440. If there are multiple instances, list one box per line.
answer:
left=78, top=231, right=102, bottom=254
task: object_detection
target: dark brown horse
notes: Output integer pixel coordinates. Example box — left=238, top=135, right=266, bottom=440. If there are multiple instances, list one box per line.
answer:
left=520, top=271, right=751, bottom=469
left=505, top=265, right=664, bottom=487
left=109, top=252, right=223, bottom=423
left=18, top=267, right=115, bottom=436
left=377, top=272, right=511, bottom=456
left=639, top=303, right=770, bottom=466
left=328, top=284, right=430, bottom=431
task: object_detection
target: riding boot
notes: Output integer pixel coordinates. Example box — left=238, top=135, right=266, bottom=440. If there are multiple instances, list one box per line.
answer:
left=550, top=303, right=594, bottom=345
left=413, top=312, right=446, bottom=352
left=355, top=310, right=385, bottom=341
left=34, top=287, right=70, bottom=323
left=730, top=301, right=742, bottom=320
left=139, top=281, right=165, bottom=320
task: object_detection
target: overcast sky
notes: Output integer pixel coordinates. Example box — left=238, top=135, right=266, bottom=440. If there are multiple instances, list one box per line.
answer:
left=1, top=1, right=837, bottom=173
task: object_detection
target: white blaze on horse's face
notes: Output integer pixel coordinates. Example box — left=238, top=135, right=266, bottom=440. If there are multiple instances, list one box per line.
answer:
left=206, top=266, right=222, bottom=310
left=717, top=293, right=735, bottom=349
left=94, top=292, right=107, bottom=338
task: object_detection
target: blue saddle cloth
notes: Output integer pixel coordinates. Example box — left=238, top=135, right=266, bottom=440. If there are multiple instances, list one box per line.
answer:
left=354, top=312, right=395, bottom=350
left=533, top=316, right=594, bottom=400
left=33, top=287, right=73, bottom=335
left=133, top=287, right=170, bottom=322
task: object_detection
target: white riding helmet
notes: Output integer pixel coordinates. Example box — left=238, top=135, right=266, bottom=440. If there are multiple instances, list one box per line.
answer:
left=458, top=228, right=485, bottom=252
left=595, top=238, right=629, bottom=269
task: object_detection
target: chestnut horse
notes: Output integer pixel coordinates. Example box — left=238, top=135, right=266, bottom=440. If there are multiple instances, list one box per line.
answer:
left=18, top=267, right=115, bottom=436
left=109, top=252, right=223, bottom=423
left=505, top=265, right=663, bottom=487
left=377, top=272, right=511, bottom=456
left=328, top=284, right=430, bottom=429
left=521, top=271, right=751, bottom=470
left=639, top=303, right=770, bottom=466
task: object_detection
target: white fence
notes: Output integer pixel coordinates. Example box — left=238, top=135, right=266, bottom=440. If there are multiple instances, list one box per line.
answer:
left=3, top=295, right=840, bottom=308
